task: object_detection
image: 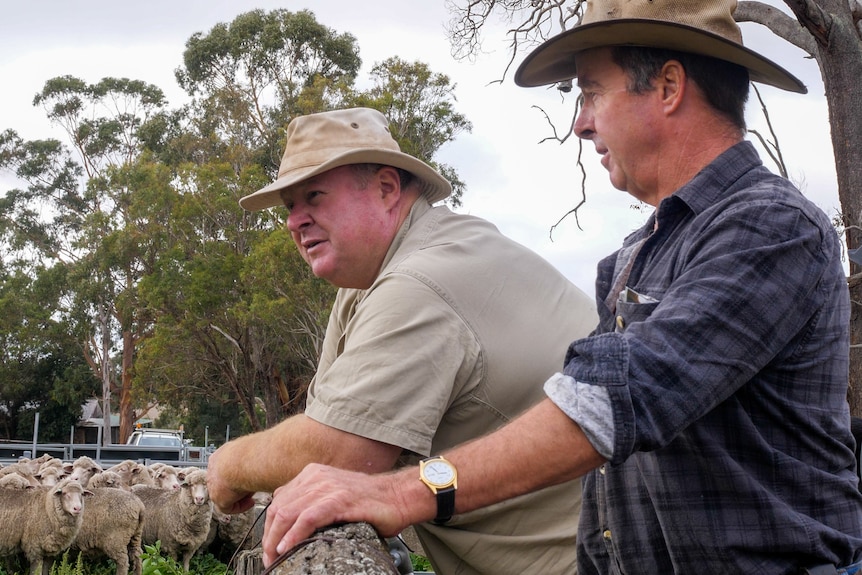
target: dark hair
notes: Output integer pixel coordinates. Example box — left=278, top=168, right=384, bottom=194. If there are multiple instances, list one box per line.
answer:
left=609, top=46, right=750, bottom=130
left=350, top=164, right=415, bottom=190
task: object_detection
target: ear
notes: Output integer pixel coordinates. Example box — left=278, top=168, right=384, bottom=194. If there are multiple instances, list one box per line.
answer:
left=656, top=59, right=686, bottom=116
left=376, top=166, right=403, bottom=208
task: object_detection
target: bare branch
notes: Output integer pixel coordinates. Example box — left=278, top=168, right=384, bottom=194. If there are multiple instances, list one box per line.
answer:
left=749, top=84, right=789, bottom=178
left=736, top=1, right=819, bottom=57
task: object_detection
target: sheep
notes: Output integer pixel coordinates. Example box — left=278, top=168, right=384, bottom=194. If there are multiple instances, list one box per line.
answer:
left=67, top=456, right=103, bottom=487
left=149, top=464, right=181, bottom=490
left=71, top=487, right=145, bottom=575
left=0, top=462, right=41, bottom=487
left=88, top=470, right=127, bottom=490
left=202, top=508, right=232, bottom=556
left=106, top=460, right=155, bottom=488
left=135, top=468, right=212, bottom=572
left=35, top=465, right=67, bottom=487
left=0, top=472, right=36, bottom=490
left=211, top=505, right=262, bottom=562
left=0, top=477, right=91, bottom=575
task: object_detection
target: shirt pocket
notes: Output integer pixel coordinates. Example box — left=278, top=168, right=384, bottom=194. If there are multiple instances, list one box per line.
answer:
left=614, top=299, right=660, bottom=333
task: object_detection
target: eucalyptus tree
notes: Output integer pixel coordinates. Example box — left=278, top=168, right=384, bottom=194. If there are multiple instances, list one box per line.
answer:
left=0, top=261, right=99, bottom=441
left=133, top=10, right=473, bottom=431
left=131, top=9, right=359, bottom=430
left=353, top=57, right=473, bottom=207
left=0, top=76, right=170, bottom=443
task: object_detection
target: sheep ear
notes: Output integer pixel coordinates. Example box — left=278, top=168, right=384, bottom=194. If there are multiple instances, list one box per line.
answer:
left=83, top=489, right=94, bottom=497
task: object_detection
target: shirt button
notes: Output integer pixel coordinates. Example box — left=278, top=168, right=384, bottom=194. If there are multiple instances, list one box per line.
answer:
left=616, top=315, right=625, bottom=330
left=603, top=529, right=612, bottom=540
left=599, top=465, right=606, bottom=475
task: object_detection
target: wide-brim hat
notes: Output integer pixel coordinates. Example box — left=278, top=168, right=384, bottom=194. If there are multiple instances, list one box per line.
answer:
left=515, top=0, right=806, bottom=94
left=240, top=107, right=452, bottom=211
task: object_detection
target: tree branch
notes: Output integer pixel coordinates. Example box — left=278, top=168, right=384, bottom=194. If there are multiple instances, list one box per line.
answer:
left=736, top=1, right=819, bottom=57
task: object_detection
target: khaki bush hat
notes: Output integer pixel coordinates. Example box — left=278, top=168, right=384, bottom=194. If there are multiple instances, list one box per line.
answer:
left=514, top=0, right=806, bottom=93
left=240, top=107, right=453, bottom=211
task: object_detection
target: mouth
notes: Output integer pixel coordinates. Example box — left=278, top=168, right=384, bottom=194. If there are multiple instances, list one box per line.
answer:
left=302, top=239, right=326, bottom=253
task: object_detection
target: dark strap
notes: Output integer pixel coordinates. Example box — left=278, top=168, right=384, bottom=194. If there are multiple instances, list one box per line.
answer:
left=433, top=485, right=455, bottom=525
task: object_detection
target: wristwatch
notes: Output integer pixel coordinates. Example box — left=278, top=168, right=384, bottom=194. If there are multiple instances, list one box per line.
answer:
left=419, top=456, right=458, bottom=525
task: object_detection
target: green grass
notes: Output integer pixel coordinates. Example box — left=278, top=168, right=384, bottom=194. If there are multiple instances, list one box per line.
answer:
left=0, top=545, right=229, bottom=575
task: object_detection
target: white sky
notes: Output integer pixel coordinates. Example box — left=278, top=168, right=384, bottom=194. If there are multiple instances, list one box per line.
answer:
left=0, top=0, right=840, bottom=295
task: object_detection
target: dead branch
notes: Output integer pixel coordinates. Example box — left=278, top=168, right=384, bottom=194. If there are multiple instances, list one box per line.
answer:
left=736, top=1, right=819, bottom=57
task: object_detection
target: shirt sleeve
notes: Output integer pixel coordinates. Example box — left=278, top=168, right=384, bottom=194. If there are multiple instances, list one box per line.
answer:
left=305, top=272, right=481, bottom=456
left=563, top=196, right=837, bottom=464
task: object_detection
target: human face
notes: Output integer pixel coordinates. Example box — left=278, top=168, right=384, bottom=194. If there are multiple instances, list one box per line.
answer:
left=573, top=48, right=661, bottom=205
left=282, top=165, right=402, bottom=289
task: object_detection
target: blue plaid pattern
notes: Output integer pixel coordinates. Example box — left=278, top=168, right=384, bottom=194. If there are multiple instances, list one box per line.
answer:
left=565, top=142, right=862, bottom=574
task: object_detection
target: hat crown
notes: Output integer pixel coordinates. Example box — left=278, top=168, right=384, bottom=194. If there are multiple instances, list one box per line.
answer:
left=583, top=0, right=742, bottom=44
left=238, top=107, right=452, bottom=211
left=278, top=108, right=401, bottom=179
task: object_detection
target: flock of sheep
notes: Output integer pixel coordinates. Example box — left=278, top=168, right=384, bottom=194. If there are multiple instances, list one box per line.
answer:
left=0, top=454, right=266, bottom=575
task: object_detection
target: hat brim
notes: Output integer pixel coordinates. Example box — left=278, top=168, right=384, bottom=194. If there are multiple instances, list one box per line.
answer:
left=239, top=148, right=453, bottom=211
left=514, top=20, right=806, bottom=94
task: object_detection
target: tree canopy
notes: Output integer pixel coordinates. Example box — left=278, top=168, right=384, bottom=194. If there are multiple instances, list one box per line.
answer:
left=0, top=8, right=472, bottom=443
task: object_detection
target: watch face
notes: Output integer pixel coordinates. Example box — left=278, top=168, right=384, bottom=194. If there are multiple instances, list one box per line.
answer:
left=424, top=460, right=455, bottom=486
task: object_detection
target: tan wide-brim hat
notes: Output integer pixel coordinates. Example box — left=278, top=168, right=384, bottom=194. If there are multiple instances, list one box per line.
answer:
left=240, top=107, right=452, bottom=211
left=515, top=0, right=806, bottom=94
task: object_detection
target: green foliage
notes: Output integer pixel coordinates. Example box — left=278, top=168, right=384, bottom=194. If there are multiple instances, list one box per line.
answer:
left=48, top=551, right=86, bottom=575
left=141, top=543, right=227, bottom=575
left=411, top=553, right=434, bottom=572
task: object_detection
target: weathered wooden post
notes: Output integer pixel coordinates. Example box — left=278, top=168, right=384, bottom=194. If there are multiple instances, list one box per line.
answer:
left=235, top=522, right=402, bottom=575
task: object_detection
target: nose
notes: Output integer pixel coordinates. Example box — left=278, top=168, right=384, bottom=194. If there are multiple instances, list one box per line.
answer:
left=286, top=205, right=312, bottom=233
left=573, top=100, right=595, bottom=141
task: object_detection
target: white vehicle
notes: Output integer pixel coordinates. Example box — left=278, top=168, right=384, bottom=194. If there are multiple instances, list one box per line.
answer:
left=126, top=428, right=185, bottom=447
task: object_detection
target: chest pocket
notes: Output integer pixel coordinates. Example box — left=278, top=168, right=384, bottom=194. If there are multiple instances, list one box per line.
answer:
left=614, top=300, right=660, bottom=333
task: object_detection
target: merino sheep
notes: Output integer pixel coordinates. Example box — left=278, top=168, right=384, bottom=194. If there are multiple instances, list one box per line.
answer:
left=87, top=470, right=127, bottom=490
left=71, top=487, right=145, bottom=575
left=0, top=472, right=35, bottom=490
left=136, top=468, right=212, bottom=572
left=0, top=463, right=41, bottom=487
left=149, top=464, right=181, bottom=491
left=105, top=460, right=155, bottom=488
left=0, top=477, right=91, bottom=575
left=36, top=466, right=67, bottom=487
left=211, top=505, right=263, bottom=562
left=67, top=456, right=103, bottom=487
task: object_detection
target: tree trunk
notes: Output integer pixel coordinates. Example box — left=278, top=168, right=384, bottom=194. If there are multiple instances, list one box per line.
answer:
left=119, top=329, right=135, bottom=444
left=100, top=302, right=113, bottom=445
left=782, top=0, right=862, bottom=414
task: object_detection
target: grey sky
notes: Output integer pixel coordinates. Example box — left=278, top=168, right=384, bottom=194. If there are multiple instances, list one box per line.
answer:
left=0, top=1, right=839, bottom=294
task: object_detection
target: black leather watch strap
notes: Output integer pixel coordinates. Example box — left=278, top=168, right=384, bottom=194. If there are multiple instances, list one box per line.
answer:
left=433, top=485, right=456, bottom=525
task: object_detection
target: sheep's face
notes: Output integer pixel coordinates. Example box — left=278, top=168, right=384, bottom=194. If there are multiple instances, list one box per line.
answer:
left=155, top=468, right=181, bottom=491
left=68, top=457, right=102, bottom=484
left=54, top=479, right=92, bottom=517
left=182, top=471, right=210, bottom=506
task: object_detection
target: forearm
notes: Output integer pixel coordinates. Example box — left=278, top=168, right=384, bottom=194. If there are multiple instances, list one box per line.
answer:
left=209, top=414, right=401, bottom=511
left=264, top=398, right=605, bottom=563
left=410, top=398, right=605, bottom=518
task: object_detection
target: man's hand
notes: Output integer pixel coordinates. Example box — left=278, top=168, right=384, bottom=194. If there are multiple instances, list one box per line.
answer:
left=262, top=463, right=412, bottom=567
left=206, top=447, right=256, bottom=514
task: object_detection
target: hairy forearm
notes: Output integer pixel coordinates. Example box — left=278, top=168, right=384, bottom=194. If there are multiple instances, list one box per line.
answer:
left=263, top=398, right=606, bottom=561
left=427, top=398, right=603, bottom=515
left=209, top=414, right=401, bottom=511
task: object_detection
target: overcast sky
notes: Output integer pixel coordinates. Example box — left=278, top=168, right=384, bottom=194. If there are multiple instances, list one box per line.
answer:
left=0, top=1, right=840, bottom=295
